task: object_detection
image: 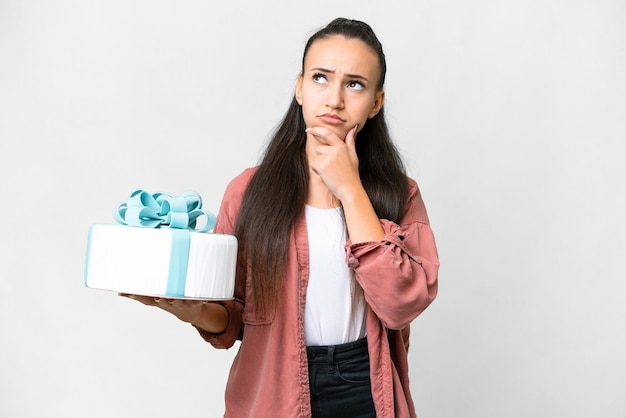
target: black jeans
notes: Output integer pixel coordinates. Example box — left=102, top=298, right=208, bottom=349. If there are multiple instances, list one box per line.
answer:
left=307, top=337, right=376, bottom=418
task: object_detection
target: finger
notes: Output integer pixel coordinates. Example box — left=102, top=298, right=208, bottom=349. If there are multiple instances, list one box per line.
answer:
left=315, top=143, right=330, bottom=155
left=345, top=124, right=358, bottom=150
left=305, top=127, right=328, bottom=145
left=154, top=297, right=178, bottom=310
left=161, top=298, right=203, bottom=310
left=305, top=126, right=342, bottom=145
left=167, top=298, right=193, bottom=310
left=120, top=293, right=159, bottom=306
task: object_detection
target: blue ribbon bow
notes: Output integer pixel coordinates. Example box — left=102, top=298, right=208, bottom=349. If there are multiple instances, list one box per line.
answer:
left=113, top=190, right=217, bottom=297
left=113, top=189, right=216, bottom=232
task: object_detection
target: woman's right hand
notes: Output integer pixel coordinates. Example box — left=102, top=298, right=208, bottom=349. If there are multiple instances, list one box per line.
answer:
left=119, top=293, right=229, bottom=334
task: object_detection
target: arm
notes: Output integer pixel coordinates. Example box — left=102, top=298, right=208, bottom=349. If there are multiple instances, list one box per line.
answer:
left=306, top=125, right=384, bottom=243
left=346, top=180, right=439, bottom=330
left=305, top=126, right=439, bottom=328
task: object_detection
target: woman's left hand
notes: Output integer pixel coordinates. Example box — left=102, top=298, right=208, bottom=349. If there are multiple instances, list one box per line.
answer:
left=119, top=293, right=229, bottom=334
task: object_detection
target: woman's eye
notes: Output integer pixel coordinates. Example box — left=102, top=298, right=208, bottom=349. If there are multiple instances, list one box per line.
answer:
left=313, top=73, right=327, bottom=84
left=347, top=81, right=364, bottom=91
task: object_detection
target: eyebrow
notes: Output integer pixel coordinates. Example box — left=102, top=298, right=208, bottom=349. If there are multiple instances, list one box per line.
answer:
left=310, top=67, right=369, bottom=82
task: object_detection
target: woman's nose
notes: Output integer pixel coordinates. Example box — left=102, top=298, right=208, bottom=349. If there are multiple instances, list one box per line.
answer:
left=326, top=84, right=344, bottom=109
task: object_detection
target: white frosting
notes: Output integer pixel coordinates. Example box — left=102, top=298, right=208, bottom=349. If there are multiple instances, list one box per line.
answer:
left=85, top=224, right=237, bottom=299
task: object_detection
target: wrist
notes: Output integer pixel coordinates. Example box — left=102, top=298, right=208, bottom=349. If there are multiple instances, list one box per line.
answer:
left=338, top=184, right=368, bottom=208
left=194, top=302, right=229, bottom=334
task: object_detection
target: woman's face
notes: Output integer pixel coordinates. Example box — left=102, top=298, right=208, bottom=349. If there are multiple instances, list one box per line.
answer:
left=296, top=35, right=384, bottom=140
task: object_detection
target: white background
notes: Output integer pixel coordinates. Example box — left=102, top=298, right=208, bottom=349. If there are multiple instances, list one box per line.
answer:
left=1, top=1, right=625, bottom=417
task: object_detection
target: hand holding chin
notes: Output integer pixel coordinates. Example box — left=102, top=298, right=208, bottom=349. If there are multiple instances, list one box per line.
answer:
left=305, top=125, right=363, bottom=201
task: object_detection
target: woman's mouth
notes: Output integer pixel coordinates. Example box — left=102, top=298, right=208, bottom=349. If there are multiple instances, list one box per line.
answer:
left=318, top=113, right=346, bottom=125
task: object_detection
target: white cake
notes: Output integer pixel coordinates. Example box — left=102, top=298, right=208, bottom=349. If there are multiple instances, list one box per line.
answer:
left=85, top=224, right=237, bottom=299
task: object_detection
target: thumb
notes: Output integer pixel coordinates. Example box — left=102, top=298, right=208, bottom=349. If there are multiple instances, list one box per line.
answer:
left=345, top=124, right=358, bottom=150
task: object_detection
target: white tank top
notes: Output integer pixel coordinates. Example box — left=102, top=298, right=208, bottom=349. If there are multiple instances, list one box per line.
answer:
left=304, top=205, right=367, bottom=346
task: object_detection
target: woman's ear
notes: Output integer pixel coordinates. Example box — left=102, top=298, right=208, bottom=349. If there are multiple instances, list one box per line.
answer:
left=368, top=90, right=385, bottom=118
left=295, top=75, right=303, bottom=105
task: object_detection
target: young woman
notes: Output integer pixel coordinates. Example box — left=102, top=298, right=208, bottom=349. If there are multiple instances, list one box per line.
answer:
left=126, top=17, right=439, bottom=418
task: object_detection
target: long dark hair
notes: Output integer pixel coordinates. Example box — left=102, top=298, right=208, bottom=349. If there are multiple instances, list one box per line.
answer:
left=235, top=18, right=408, bottom=316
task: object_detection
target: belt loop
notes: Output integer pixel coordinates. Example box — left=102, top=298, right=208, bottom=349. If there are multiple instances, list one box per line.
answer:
left=327, top=346, right=335, bottom=373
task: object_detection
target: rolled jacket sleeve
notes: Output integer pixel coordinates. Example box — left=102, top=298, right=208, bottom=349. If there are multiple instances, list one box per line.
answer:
left=345, top=179, right=439, bottom=330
